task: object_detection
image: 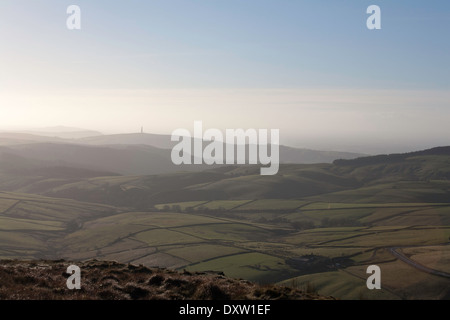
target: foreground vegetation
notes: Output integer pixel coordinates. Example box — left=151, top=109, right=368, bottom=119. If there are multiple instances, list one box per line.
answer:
left=0, top=260, right=332, bottom=300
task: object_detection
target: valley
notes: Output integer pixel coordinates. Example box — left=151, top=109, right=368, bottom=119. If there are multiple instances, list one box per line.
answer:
left=0, top=133, right=449, bottom=299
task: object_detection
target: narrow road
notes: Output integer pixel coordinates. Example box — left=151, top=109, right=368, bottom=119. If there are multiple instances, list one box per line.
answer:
left=389, top=247, right=450, bottom=279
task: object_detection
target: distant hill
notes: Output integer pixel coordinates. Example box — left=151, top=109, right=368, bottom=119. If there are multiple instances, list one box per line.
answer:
left=20, top=146, right=450, bottom=207
left=0, top=146, right=117, bottom=177
left=0, top=130, right=366, bottom=179
left=334, top=146, right=450, bottom=166
left=280, top=145, right=363, bottom=164
left=80, top=132, right=173, bottom=149
left=1, top=129, right=448, bottom=207
left=35, top=126, right=100, bottom=133
left=0, top=126, right=103, bottom=142
left=82, top=133, right=365, bottom=164
left=22, top=130, right=103, bottom=139
left=2, top=143, right=212, bottom=176
left=0, top=133, right=68, bottom=146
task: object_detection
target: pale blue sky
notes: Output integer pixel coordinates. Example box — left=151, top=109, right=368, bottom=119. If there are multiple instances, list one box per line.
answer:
left=0, top=1, right=449, bottom=153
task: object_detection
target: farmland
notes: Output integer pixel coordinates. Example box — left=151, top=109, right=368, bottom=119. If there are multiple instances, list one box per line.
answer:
left=1, top=191, right=448, bottom=299
left=0, top=149, right=449, bottom=299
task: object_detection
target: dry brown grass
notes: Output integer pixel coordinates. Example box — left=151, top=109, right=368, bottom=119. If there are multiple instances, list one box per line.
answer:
left=0, top=259, right=334, bottom=300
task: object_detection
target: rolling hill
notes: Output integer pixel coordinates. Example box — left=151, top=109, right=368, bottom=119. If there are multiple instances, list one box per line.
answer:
left=80, top=132, right=365, bottom=163
left=0, top=145, right=448, bottom=299
left=0, top=130, right=366, bottom=172
left=0, top=133, right=69, bottom=146
left=2, top=143, right=182, bottom=176
left=0, top=146, right=444, bottom=208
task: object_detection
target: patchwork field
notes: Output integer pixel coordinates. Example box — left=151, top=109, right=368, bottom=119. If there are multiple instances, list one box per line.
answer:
left=1, top=190, right=448, bottom=299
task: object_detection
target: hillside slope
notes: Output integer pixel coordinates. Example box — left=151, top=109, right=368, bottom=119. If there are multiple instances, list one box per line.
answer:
left=0, top=146, right=449, bottom=207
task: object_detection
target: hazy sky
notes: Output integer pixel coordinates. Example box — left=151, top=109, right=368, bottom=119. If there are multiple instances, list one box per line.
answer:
left=0, top=1, right=449, bottom=153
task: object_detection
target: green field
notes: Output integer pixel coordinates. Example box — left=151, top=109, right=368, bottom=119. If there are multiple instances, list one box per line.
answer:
left=235, top=199, right=306, bottom=211
left=186, top=252, right=295, bottom=283
left=201, top=200, right=252, bottom=210
left=133, top=229, right=202, bottom=246
left=402, top=245, right=450, bottom=273
left=166, top=244, right=245, bottom=263
left=1, top=191, right=449, bottom=300
left=0, top=216, right=64, bottom=231
left=280, top=270, right=400, bottom=300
